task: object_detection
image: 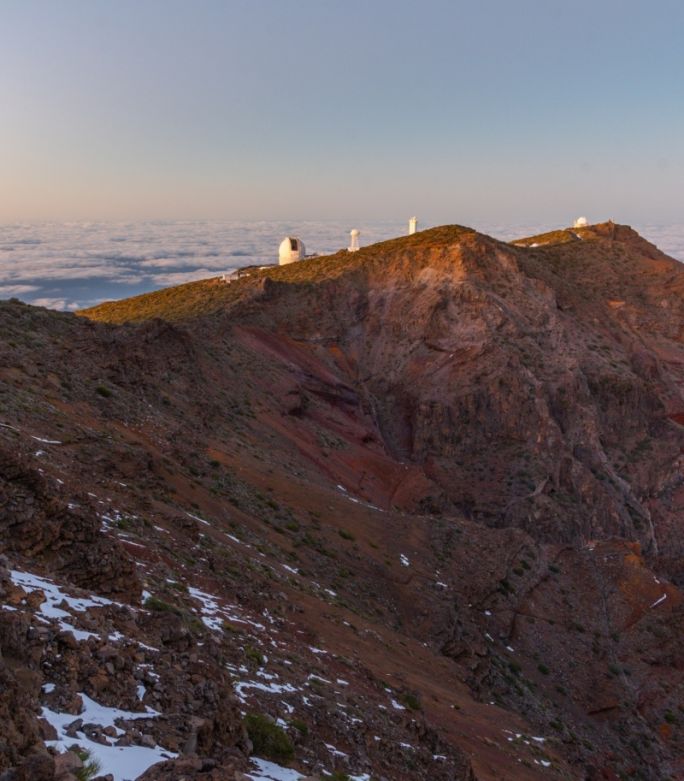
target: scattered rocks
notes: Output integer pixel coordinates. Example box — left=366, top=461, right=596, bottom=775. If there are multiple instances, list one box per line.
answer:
left=3, top=225, right=684, bottom=779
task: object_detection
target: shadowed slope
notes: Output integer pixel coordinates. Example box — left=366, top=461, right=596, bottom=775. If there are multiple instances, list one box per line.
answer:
left=2, top=223, right=684, bottom=778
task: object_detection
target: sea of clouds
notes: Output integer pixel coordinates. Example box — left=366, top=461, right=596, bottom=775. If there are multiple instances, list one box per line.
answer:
left=0, top=220, right=683, bottom=312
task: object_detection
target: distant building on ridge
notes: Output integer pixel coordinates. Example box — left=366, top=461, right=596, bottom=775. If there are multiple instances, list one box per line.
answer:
left=574, top=216, right=588, bottom=228
left=279, top=236, right=305, bottom=265
left=409, top=217, right=418, bottom=235
left=348, top=229, right=360, bottom=253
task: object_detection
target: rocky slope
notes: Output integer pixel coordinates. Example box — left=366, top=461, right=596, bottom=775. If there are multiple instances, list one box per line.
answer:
left=2, top=222, right=684, bottom=780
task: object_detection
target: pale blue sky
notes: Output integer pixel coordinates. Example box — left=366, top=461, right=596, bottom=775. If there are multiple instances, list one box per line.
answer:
left=1, top=0, right=683, bottom=224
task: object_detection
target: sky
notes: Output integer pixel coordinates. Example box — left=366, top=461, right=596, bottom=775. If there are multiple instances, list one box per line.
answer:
left=1, top=0, right=683, bottom=225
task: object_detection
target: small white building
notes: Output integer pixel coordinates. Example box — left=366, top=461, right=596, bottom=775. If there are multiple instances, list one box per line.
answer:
left=279, top=236, right=305, bottom=265
left=573, top=216, right=588, bottom=228
left=348, top=229, right=360, bottom=253
left=408, top=216, right=418, bottom=235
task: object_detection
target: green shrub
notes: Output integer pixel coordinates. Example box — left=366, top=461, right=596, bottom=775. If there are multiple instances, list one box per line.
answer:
left=169, top=580, right=188, bottom=593
left=95, top=385, right=112, bottom=398
left=244, top=713, right=294, bottom=762
left=498, top=578, right=514, bottom=595
left=115, top=515, right=134, bottom=530
left=245, top=645, right=264, bottom=666
left=399, top=692, right=421, bottom=711
left=72, top=748, right=102, bottom=781
left=289, top=718, right=308, bottom=736
left=144, top=596, right=181, bottom=615
left=339, top=529, right=355, bottom=541
left=537, top=663, right=550, bottom=675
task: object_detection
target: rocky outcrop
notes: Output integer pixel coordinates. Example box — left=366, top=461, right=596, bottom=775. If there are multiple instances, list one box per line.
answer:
left=222, top=224, right=684, bottom=559
left=0, top=443, right=140, bottom=601
left=0, top=563, right=44, bottom=773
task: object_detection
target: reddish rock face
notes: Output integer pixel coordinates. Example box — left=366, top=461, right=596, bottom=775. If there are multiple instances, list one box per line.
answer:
left=224, top=224, right=684, bottom=559
left=1, top=223, right=684, bottom=779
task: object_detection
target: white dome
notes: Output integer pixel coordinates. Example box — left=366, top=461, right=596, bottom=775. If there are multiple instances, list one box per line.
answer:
left=279, top=236, right=305, bottom=265
left=574, top=216, right=588, bottom=228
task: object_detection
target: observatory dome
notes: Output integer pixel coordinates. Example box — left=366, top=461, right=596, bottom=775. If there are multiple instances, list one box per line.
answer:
left=574, top=216, right=588, bottom=228
left=279, top=236, right=305, bottom=265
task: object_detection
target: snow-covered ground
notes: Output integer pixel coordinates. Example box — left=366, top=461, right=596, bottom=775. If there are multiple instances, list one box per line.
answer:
left=246, top=758, right=371, bottom=781
left=42, top=693, right=174, bottom=781
left=10, top=569, right=119, bottom=641
left=247, top=758, right=303, bottom=781
left=11, top=570, right=118, bottom=613
left=189, top=585, right=267, bottom=632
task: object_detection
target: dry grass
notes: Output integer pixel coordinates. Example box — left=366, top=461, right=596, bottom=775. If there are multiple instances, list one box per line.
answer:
left=509, top=221, right=614, bottom=249
left=78, top=225, right=477, bottom=324
left=511, top=228, right=582, bottom=248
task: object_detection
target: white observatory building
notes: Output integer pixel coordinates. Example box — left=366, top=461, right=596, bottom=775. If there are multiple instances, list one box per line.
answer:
left=408, top=217, right=418, bottom=235
left=348, top=229, right=360, bottom=253
left=573, top=216, right=588, bottom=228
left=279, top=236, right=305, bottom=265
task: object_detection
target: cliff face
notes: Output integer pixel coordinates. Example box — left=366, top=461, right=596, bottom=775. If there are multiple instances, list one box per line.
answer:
left=2, top=223, right=684, bottom=780
left=218, top=224, right=684, bottom=560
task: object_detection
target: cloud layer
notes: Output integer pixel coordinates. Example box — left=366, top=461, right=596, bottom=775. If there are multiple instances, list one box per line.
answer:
left=0, top=220, right=682, bottom=311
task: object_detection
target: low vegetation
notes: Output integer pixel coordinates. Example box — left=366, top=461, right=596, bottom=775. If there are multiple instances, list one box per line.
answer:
left=73, top=748, right=102, bottom=781
left=511, top=228, right=583, bottom=248
left=78, top=225, right=477, bottom=324
left=243, top=713, right=295, bottom=762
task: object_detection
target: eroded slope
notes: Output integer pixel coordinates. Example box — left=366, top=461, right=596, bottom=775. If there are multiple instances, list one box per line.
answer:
left=1, top=223, right=684, bottom=779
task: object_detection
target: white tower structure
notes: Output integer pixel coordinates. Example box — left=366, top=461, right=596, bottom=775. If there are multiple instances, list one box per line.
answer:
left=408, top=216, right=418, bottom=235
left=348, top=229, right=360, bottom=253
left=573, top=216, right=588, bottom=228
left=278, top=236, right=305, bottom=265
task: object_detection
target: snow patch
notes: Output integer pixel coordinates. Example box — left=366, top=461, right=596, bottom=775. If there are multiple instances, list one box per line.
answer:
left=42, top=693, right=170, bottom=781
left=247, top=757, right=303, bottom=781
left=186, top=511, right=210, bottom=526
left=235, top=680, right=298, bottom=704
left=10, top=570, right=118, bottom=641
left=189, top=586, right=266, bottom=632
left=324, top=742, right=348, bottom=758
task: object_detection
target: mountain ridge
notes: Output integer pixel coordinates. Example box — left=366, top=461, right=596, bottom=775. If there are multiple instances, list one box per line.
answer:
left=2, top=222, right=684, bottom=779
